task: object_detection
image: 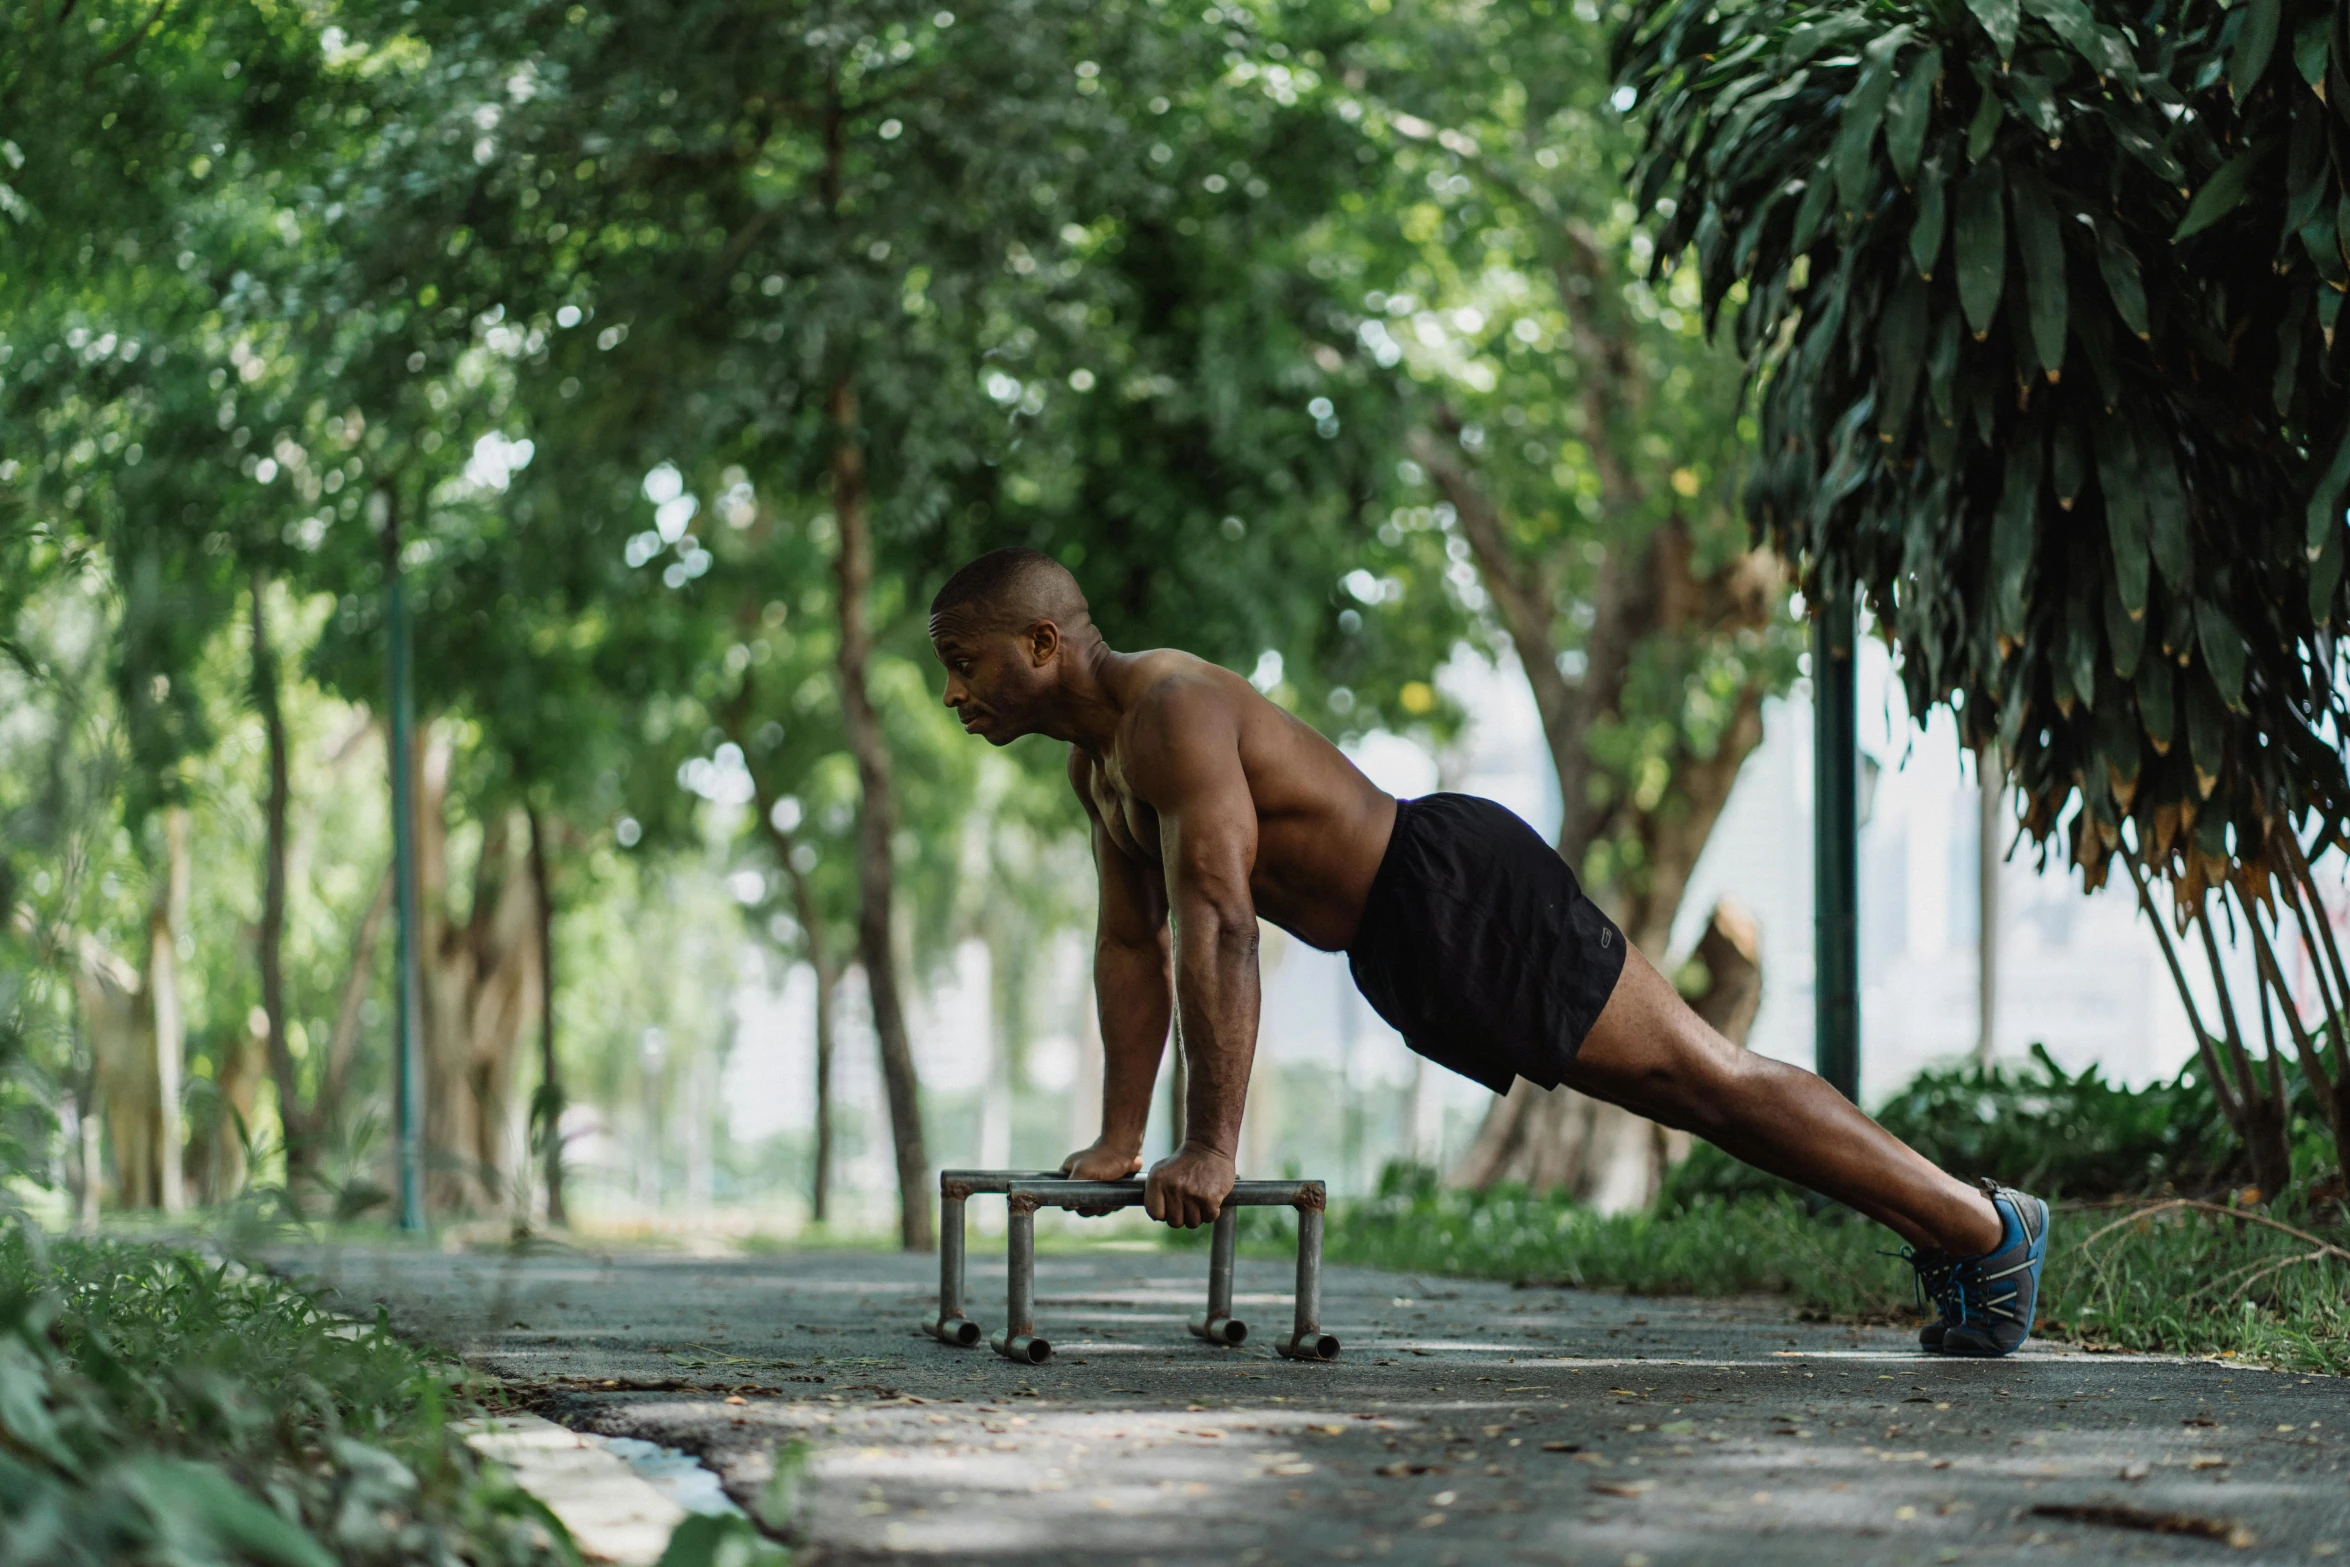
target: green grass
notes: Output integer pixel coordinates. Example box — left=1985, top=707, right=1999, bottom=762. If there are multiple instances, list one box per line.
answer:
left=0, top=1221, right=577, bottom=1567
left=1320, top=1171, right=2350, bottom=1375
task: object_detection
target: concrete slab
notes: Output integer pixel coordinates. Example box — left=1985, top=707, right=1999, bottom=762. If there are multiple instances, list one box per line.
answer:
left=292, top=1241, right=2350, bottom=1566
left=455, top=1412, right=686, bottom=1564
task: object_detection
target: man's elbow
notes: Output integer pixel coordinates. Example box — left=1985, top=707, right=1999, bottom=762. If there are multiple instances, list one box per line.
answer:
left=1186, top=900, right=1260, bottom=959
left=1098, top=928, right=1171, bottom=963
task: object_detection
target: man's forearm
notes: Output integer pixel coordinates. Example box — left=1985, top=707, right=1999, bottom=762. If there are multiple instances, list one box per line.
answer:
left=1172, top=908, right=1259, bottom=1159
left=1095, top=936, right=1172, bottom=1152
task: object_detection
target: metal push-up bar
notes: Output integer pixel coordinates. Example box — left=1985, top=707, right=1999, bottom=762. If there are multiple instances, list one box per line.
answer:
left=925, top=1169, right=1340, bottom=1366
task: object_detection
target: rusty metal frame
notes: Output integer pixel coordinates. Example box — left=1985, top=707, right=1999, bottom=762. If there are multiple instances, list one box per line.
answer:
left=924, top=1170, right=1337, bottom=1365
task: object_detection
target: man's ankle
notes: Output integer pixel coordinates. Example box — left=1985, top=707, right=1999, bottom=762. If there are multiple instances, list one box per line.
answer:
left=1949, top=1189, right=2005, bottom=1255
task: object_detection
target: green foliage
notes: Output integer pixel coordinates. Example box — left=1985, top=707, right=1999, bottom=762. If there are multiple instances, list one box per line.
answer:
left=1615, top=0, right=2350, bottom=909
left=1666, top=1044, right=2342, bottom=1207
left=656, top=1513, right=789, bottom=1567
left=1339, top=0, right=1802, bottom=903
left=0, top=0, right=1786, bottom=1232
left=0, top=1225, right=577, bottom=1565
left=1329, top=1163, right=2350, bottom=1373
left=1335, top=1162, right=1906, bottom=1310
left=1871, top=1045, right=2251, bottom=1199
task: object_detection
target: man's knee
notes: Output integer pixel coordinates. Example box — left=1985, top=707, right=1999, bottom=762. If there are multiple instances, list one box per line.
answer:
left=1642, top=1030, right=1757, bottom=1137
left=1572, top=1023, right=1746, bottom=1135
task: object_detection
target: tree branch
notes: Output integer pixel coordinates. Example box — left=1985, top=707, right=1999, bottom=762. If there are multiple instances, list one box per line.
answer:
left=2124, top=846, right=2243, bottom=1125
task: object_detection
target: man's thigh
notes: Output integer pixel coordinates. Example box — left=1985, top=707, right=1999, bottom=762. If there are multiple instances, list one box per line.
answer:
left=1556, top=948, right=1742, bottom=1123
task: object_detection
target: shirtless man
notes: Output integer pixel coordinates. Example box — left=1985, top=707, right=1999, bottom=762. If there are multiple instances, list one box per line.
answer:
left=929, top=547, right=2052, bottom=1357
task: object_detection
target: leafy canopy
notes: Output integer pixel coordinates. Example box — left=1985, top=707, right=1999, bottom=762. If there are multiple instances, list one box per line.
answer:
left=1618, top=0, right=2350, bottom=911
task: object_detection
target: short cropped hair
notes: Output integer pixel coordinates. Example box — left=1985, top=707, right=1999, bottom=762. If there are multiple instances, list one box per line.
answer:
left=929, top=547, right=1093, bottom=636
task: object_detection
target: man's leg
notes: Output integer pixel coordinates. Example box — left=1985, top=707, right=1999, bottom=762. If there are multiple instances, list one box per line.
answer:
left=1563, top=948, right=2002, bottom=1256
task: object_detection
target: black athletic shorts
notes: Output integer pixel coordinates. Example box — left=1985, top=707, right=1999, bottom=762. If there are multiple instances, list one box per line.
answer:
left=1345, top=793, right=1628, bottom=1095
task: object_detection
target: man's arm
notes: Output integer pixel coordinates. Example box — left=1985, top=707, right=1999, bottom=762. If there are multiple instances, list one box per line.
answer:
left=1127, top=681, right=1260, bottom=1228
left=1061, top=750, right=1172, bottom=1180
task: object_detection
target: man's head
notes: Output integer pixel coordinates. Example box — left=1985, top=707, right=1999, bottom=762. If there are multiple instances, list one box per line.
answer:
left=929, top=547, right=1097, bottom=743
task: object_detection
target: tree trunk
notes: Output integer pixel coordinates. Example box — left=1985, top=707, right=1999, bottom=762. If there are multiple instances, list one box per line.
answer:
left=1450, top=900, right=1763, bottom=1209
left=1977, top=750, right=2001, bottom=1068
left=323, top=859, right=393, bottom=1122
left=828, top=374, right=932, bottom=1250
left=810, top=957, right=838, bottom=1223
left=412, top=733, right=542, bottom=1215
left=251, top=570, right=306, bottom=1197
left=191, top=1012, right=268, bottom=1203
left=148, top=805, right=189, bottom=1212
left=77, top=937, right=156, bottom=1208
left=1421, top=420, right=1780, bottom=1208
left=526, top=804, right=567, bottom=1227
left=738, top=730, right=843, bottom=1226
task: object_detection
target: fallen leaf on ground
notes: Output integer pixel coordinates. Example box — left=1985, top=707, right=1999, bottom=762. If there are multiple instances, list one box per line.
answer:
left=1591, top=1481, right=1657, bottom=1498
left=2188, top=1454, right=2228, bottom=1470
left=2031, top=1503, right=2254, bottom=1548
left=2119, top=1461, right=2150, bottom=1481
left=1540, top=1441, right=1582, bottom=1453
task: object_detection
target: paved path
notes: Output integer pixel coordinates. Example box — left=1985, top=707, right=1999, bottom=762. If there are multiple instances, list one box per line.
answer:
left=291, top=1237, right=2349, bottom=1565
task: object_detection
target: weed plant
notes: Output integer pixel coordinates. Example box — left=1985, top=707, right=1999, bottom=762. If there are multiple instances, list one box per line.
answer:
left=0, top=1222, right=576, bottom=1567
left=1325, top=1165, right=2350, bottom=1374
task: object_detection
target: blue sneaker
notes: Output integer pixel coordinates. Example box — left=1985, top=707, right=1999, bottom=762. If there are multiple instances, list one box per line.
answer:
left=1913, top=1180, right=2050, bottom=1357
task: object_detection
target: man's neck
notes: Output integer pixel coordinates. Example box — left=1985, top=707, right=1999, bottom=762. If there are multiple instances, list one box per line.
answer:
left=1044, top=638, right=1127, bottom=752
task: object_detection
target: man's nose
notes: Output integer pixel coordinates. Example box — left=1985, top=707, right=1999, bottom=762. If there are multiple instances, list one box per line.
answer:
left=942, top=680, right=966, bottom=709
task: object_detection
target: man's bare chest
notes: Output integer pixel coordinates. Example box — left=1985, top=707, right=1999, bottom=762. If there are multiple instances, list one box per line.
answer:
left=1084, top=753, right=1161, bottom=862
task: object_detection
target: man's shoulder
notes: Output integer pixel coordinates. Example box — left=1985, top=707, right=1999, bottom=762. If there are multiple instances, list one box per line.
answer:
left=1122, top=655, right=1248, bottom=739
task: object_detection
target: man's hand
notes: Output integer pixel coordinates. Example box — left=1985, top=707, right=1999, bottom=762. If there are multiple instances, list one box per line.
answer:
left=1145, top=1142, right=1235, bottom=1229
left=1059, top=1139, right=1143, bottom=1181
left=1059, top=1139, right=1143, bottom=1215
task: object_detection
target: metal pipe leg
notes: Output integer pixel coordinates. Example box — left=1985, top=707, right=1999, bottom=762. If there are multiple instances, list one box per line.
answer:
left=1188, top=1207, right=1247, bottom=1346
left=991, top=1198, right=1051, bottom=1363
left=928, top=1194, right=981, bottom=1346
left=1276, top=1206, right=1340, bottom=1360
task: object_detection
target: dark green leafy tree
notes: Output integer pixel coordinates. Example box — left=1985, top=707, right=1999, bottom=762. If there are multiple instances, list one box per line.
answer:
left=1618, top=0, right=2350, bottom=1191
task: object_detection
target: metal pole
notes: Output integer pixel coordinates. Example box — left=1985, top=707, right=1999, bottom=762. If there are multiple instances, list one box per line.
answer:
left=1276, top=1197, right=1340, bottom=1361
left=992, top=1196, right=1050, bottom=1363
left=1811, top=582, right=1861, bottom=1103
left=930, top=1190, right=980, bottom=1345
left=1189, top=1207, right=1246, bottom=1346
left=380, top=488, right=426, bottom=1234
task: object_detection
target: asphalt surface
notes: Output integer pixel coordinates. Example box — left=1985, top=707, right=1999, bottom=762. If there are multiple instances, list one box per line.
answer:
left=290, top=1233, right=2350, bottom=1565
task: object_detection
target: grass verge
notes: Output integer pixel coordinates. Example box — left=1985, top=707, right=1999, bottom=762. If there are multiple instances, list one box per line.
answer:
left=0, top=1221, right=578, bottom=1566
left=1320, top=1173, right=2350, bottom=1375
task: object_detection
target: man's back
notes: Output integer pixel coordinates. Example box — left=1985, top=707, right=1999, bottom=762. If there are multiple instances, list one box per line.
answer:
left=1066, top=648, right=1396, bottom=952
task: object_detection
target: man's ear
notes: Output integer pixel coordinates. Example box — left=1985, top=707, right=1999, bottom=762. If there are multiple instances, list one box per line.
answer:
left=1029, top=619, right=1062, bottom=667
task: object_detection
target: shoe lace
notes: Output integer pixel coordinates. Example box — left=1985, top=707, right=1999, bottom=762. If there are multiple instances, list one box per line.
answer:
left=1895, top=1247, right=1960, bottom=1318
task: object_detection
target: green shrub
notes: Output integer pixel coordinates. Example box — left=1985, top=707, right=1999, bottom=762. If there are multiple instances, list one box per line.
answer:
left=1658, top=1044, right=2335, bottom=1211
left=0, top=1224, right=577, bottom=1566
left=1869, top=1046, right=2247, bottom=1198
left=1326, top=1162, right=2350, bottom=1374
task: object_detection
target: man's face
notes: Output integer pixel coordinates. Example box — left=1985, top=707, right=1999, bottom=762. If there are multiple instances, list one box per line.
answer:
left=931, top=611, right=1056, bottom=745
